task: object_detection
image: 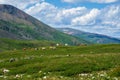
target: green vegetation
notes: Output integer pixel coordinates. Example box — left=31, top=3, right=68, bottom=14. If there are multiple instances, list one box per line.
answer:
left=0, top=44, right=120, bottom=79
left=0, top=38, right=56, bottom=52
left=0, top=20, right=90, bottom=45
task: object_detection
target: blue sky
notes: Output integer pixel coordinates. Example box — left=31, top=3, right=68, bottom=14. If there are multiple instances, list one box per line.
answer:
left=0, top=0, right=120, bottom=38
left=46, top=0, right=114, bottom=9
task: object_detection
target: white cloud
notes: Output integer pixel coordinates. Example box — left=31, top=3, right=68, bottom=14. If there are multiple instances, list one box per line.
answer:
left=90, top=0, right=118, bottom=3
left=54, top=7, right=87, bottom=25
left=71, top=9, right=100, bottom=25
left=25, top=3, right=88, bottom=25
left=13, top=1, right=120, bottom=38
left=25, top=2, right=59, bottom=24
left=26, top=2, right=57, bottom=15
left=62, top=0, right=79, bottom=3
left=62, top=0, right=118, bottom=3
left=0, top=0, right=44, bottom=10
left=101, top=5, right=120, bottom=28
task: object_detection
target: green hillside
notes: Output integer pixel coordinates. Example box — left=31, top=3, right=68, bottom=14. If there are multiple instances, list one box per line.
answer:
left=0, top=4, right=89, bottom=45
left=0, top=44, right=120, bottom=79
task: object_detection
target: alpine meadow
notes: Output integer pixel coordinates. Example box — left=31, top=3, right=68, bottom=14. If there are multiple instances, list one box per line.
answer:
left=0, top=0, right=120, bottom=80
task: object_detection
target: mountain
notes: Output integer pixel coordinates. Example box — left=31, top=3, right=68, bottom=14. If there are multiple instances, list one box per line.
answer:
left=0, top=4, right=90, bottom=45
left=57, top=28, right=120, bottom=44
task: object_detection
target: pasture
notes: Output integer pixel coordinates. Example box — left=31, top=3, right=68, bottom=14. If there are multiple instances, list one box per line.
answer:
left=0, top=44, right=120, bottom=80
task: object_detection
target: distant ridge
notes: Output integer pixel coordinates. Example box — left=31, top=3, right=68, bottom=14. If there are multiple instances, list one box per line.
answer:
left=57, top=28, right=120, bottom=44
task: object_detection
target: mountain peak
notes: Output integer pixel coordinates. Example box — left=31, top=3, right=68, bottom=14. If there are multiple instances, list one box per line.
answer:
left=0, top=4, right=13, bottom=7
left=0, top=4, right=17, bottom=13
left=0, top=4, right=30, bottom=20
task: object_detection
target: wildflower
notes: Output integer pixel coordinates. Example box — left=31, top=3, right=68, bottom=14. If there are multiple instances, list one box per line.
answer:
left=100, top=74, right=104, bottom=77
left=42, top=47, right=46, bottom=50
left=92, top=76, right=95, bottom=79
left=89, top=74, right=93, bottom=77
left=27, top=75, right=31, bottom=78
left=107, top=76, right=110, bottom=79
left=39, top=71, right=42, bottom=73
left=113, top=77, right=118, bottom=80
left=48, top=72, right=50, bottom=74
left=80, top=73, right=88, bottom=76
left=56, top=43, right=59, bottom=46
left=65, top=43, right=68, bottom=46
left=44, top=72, right=46, bottom=75
left=3, top=76, right=7, bottom=79
left=3, top=68, right=10, bottom=74
left=43, top=76, right=47, bottom=79
left=15, top=74, right=22, bottom=78
left=60, top=76, right=63, bottom=79
left=0, top=75, right=4, bottom=78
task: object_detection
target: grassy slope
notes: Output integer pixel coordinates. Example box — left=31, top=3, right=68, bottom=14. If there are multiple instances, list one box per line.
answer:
left=0, top=44, right=120, bottom=79
left=0, top=20, right=90, bottom=45
left=0, top=38, right=91, bottom=52
left=0, top=38, right=56, bottom=52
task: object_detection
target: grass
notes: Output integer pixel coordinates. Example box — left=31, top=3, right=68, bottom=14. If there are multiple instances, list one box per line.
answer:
left=0, top=44, right=120, bottom=79
left=0, top=38, right=56, bottom=52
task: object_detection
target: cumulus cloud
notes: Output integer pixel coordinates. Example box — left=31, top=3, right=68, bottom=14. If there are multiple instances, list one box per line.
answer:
left=101, top=5, right=120, bottom=25
left=62, top=0, right=118, bottom=3
left=98, top=5, right=120, bottom=38
left=71, top=9, right=100, bottom=25
left=25, top=2, right=88, bottom=25
left=25, top=2, right=59, bottom=24
left=54, top=7, right=87, bottom=25
left=25, top=2, right=57, bottom=15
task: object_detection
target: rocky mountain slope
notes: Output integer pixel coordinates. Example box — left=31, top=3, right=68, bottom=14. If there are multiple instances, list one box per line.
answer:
left=0, top=4, right=89, bottom=45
